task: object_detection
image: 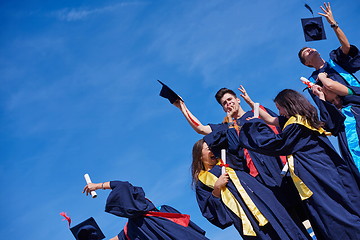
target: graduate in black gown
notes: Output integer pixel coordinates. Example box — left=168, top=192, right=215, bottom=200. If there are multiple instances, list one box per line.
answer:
left=83, top=181, right=208, bottom=240
left=191, top=139, right=312, bottom=240
left=172, top=87, right=294, bottom=203
left=310, top=84, right=360, bottom=208
left=298, top=2, right=360, bottom=171
left=234, top=89, right=360, bottom=240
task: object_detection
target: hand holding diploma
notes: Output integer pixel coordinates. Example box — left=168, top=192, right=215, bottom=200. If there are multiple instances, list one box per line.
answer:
left=300, top=77, right=314, bottom=88
left=221, top=149, right=227, bottom=175
left=83, top=174, right=97, bottom=198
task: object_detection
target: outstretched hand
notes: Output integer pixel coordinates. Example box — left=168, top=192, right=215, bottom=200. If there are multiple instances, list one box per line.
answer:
left=173, top=99, right=183, bottom=109
left=238, top=85, right=254, bottom=107
left=83, top=183, right=100, bottom=196
left=319, top=2, right=336, bottom=25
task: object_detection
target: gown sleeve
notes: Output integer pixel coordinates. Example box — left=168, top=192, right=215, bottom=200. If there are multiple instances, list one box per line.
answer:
left=236, top=119, right=306, bottom=156
left=330, top=45, right=360, bottom=73
left=105, top=181, right=156, bottom=218
left=195, top=183, right=233, bottom=229
left=203, top=124, right=229, bottom=157
left=310, top=94, right=346, bottom=135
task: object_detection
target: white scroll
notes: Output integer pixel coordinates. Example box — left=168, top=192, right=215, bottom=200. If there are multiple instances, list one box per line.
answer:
left=221, top=149, right=227, bottom=175
left=280, top=164, right=289, bottom=177
left=253, top=103, right=260, bottom=118
left=84, top=173, right=97, bottom=198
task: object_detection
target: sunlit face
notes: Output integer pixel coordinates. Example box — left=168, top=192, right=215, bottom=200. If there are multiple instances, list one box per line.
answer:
left=201, top=142, right=217, bottom=170
left=301, top=47, right=320, bottom=66
left=220, top=93, right=240, bottom=114
left=275, top=102, right=288, bottom=118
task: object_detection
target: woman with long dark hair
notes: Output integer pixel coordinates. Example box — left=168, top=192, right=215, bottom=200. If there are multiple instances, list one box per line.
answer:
left=236, top=89, right=360, bottom=240
left=192, top=139, right=312, bottom=240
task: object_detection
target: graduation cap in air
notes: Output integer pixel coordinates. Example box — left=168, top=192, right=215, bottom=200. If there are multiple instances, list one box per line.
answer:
left=70, top=217, right=105, bottom=240
left=301, top=4, right=326, bottom=42
left=158, top=80, right=183, bottom=104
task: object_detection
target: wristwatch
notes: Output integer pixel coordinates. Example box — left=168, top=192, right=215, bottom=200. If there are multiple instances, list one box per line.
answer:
left=330, top=22, right=339, bottom=28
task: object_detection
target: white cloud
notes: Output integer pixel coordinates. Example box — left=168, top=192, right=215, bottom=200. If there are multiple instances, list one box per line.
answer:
left=53, top=1, right=146, bottom=22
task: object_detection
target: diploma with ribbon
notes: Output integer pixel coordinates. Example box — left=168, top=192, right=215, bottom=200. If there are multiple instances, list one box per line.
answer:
left=221, top=149, right=227, bottom=174
left=300, top=76, right=315, bottom=88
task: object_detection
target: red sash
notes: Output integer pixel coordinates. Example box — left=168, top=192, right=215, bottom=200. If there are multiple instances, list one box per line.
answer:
left=123, top=211, right=190, bottom=240
left=259, top=105, right=287, bottom=165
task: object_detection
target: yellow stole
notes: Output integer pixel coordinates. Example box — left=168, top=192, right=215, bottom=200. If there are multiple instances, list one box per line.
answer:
left=283, top=115, right=331, bottom=200
left=198, top=163, right=268, bottom=236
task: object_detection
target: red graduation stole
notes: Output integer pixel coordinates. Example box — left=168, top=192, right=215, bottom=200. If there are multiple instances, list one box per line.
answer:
left=123, top=211, right=191, bottom=240
left=258, top=105, right=287, bottom=165
left=231, top=119, right=259, bottom=177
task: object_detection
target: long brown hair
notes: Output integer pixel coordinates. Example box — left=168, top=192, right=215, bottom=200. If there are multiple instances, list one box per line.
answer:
left=274, top=89, right=324, bottom=129
left=191, top=139, right=205, bottom=188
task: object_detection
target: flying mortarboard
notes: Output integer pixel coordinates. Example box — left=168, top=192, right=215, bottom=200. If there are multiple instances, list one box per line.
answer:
left=70, top=217, right=105, bottom=240
left=158, top=80, right=183, bottom=104
left=301, top=4, right=326, bottom=42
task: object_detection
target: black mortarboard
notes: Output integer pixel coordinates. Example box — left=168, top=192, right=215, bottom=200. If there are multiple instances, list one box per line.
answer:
left=70, top=217, right=105, bottom=240
left=158, top=80, right=182, bottom=104
left=301, top=17, right=327, bottom=42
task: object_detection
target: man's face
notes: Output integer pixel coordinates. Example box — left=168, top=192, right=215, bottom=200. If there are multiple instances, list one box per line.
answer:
left=220, top=93, right=240, bottom=114
left=301, top=47, right=320, bottom=66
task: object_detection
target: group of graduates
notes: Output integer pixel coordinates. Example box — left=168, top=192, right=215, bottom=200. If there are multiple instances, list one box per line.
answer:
left=72, top=2, right=360, bottom=240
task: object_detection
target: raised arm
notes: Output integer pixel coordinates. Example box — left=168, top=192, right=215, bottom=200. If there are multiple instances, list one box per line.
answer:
left=173, top=99, right=212, bottom=135
left=82, top=182, right=111, bottom=196
left=238, top=85, right=279, bottom=127
left=319, top=2, right=350, bottom=55
left=317, top=72, right=350, bottom=96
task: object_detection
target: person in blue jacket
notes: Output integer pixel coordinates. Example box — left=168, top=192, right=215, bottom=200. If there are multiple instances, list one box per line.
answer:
left=298, top=2, right=360, bottom=170
left=191, top=139, right=312, bottom=240
left=235, top=89, right=360, bottom=240
left=83, top=181, right=209, bottom=240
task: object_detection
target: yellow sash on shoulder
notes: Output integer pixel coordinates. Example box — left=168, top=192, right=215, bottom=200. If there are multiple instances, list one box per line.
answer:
left=283, top=115, right=331, bottom=200
left=198, top=165, right=268, bottom=236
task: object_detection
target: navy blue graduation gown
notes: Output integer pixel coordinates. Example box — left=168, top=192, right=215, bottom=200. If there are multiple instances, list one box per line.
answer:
left=310, top=94, right=360, bottom=210
left=206, top=111, right=302, bottom=211
left=309, top=45, right=360, bottom=107
left=308, top=45, right=360, bottom=170
left=105, top=181, right=208, bottom=240
left=196, top=165, right=312, bottom=240
left=208, top=111, right=285, bottom=189
left=237, top=118, right=360, bottom=240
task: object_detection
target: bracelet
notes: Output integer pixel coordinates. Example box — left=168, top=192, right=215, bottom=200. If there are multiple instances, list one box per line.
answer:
left=102, top=182, right=105, bottom=190
left=330, top=22, right=339, bottom=28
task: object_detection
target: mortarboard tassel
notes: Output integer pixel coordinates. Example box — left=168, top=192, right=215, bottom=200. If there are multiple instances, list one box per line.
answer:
left=304, top=3, right=314, bottom=17
left=60, top=212, right=72, bottom=227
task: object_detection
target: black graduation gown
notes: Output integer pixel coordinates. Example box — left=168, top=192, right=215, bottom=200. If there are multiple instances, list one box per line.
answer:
left=237, top=118, right=360, bottom=240
left=206, top=111, right=303, bottom=212
left=308, top=45, right=360, bottom=170
left=196, top=165, right=312, bottom=240
left=105, top=181, right=208, bottom=240
left=310, top=94, right=360, bottom=211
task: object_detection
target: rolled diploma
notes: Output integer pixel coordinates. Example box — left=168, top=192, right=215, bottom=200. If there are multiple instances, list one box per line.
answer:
left=300, top=77, right=314, bottom=87
left=253, top=103, right=260, bottom=118
left=84, top=173, right=97, bottom=198
left=221, top=149, right=226, bottom=174
left=280, top=163, right=289, bottom=177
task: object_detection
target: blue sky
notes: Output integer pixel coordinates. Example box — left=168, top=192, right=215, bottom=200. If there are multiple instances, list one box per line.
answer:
left=1, top=0, right=359, bottom=239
